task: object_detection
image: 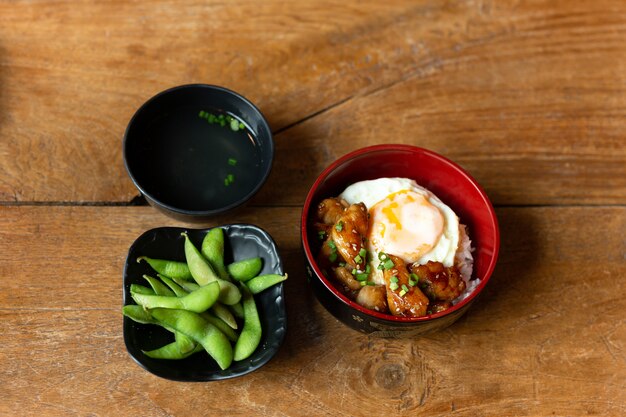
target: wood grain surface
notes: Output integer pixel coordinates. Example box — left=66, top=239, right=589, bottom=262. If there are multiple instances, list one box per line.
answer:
left=1, top=0, right=625, bottom=416
left=1, top=206, right=625, bottom=416
left=0, top=0, right=624, bottom=204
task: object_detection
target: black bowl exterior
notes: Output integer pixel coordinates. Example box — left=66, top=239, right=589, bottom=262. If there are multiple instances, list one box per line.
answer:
left=304, top=256, right=472, bottom=338
left=123, top=224, right=286, bottom=381
left=123, top=84, right=274, bottom=221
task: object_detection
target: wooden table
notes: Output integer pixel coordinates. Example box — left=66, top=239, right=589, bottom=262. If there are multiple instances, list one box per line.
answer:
left=1, top=1, right=625, bottom=415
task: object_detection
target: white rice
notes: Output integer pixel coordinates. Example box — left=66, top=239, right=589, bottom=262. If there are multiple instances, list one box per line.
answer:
left=452, top=224, right=479, bottom=305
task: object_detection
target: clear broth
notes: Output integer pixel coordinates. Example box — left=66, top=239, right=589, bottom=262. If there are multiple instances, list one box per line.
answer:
left=140, top=106, right=263, bottom=211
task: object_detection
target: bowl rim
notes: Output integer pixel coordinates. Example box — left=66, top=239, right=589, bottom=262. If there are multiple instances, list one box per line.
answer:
left=122, top=83, right=274, bottom=217
left=301, top=144, right=500, bottom=323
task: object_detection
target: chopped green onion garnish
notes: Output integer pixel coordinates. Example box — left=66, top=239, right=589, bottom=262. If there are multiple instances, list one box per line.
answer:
left=338, top=262, right=345, bottom=267
left=354, top=255, right=363, bottom=264
left=199, top=110, right=206, bottom=118
left=329, top=252, right=337, bottom=263
left=335, top=221, right=343, bottom=232
left=227, top=174, right=235, bottom=182
left=401, top=284, right=409, bottom=293
left=389, top=282, right=399, bottom=291
left=409, top=273, right=419, bottom=282
left=383, top=259, right=395, bottom=270
left=360, top=281, right=367, bottom=286
left=367, top=281, right=376, bottom=286
left=377, top=263, right=384, bottom=270
left=328, top=240, right=336, bottom=250
left=356, top=273, right=368, bottom=281
left=230, top=119, right=239, bottom=131
left=351, top=268, right=358, bottom=275
left=365, top=264, right=371, bottom=274
left=239, top=122, right=245, bottom=129
left=224, top=178, right=229, bottom=186
left=378, top=252, right=387, bottom=261
left=228, top=158, right=237, bottom=166
left=390, top=276, right=399, bottom=283
left=220, top=120, right=226, bottom=127
left=399, top=289, right=407, bottom=297
left=359, top=248, right=367, bottom=257
left=318, top=231, right=325, bottom=240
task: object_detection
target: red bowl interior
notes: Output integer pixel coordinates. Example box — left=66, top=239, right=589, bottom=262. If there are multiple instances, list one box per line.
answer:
left=301, top=144, right=500, bottom=323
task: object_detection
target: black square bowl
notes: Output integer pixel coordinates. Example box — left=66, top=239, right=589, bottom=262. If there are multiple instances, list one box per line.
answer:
left=123, top=224, right=286, bottom=381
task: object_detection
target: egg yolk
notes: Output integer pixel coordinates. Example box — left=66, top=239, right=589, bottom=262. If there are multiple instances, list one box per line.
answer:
left=367, top=190, right=444, bottom=263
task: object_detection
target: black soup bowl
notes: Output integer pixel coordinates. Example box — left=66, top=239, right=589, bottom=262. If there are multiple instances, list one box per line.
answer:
left=123, top=84, right=273, bottom=222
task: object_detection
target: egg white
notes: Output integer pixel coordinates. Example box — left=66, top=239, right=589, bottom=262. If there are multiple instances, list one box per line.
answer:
left=339, top=178, right=461, bottom=284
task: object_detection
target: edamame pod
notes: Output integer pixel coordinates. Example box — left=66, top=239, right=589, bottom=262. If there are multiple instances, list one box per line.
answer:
left=131, top=281, right=220, bottom=313
left=182, top=232, right=242, bottom=305
left=172, top=277, right=200, bottom=293
left=130, top=284, right=155, bottom=296
left=227, top=257, right=263, bottom=282
left=228, top=302, right=244, bottom=319
left=201, top=311, right=239, bottom=342
left=151, top=308, right=233, bottom=370
left=245, top=274, right=288, bottom=295
left=201, top=228, right=230, bottom=281
left=210, top=302, right=237, bottom=330
left=233, top=284, right=262, bottom=361
left=122, top=305, right=159, bottom=325
left=143, top=275, right=175, bottom=296
left=158, top=274, right=188, bottom=297
left=143, top=332, right=201, bottom=359
left=137, top=256, right=193, bottom=280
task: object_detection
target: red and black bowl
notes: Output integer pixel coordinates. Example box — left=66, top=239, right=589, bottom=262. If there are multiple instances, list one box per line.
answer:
left=301, top=144, right=500, bottom=338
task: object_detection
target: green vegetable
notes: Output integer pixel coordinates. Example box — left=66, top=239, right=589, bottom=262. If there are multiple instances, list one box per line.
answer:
left=142, top=275, right=175, bottom=297
left=233, top=285, right=262, bottom=361
left=335, top=221, right=343, bottom=232
left=158, top=274, right=188, bottom=297
left=137, top=256, right=192, bottom=280
left=201, top=228, right=230, bottom=281
left=131, top=281, right=220, bottom=313
left=171, top=277, right=200, bottom=293
left=129, top=284, right=155, bottom=296
left=210, top=302, right=238, bottom=330
left=228, top=302, right=245, bottom=319
left=143, top=332, right=202, bottom=360
left=182, top=232, right=241, bottom=305
left=227, top=257, right=263, bottom=282
left=383, top=259, right=395, bottom=270
left=228, top=158, right=237, bottom=166
left=150, top=308, right=233, bottom=370
left=245, top=274, right=288, bottom=295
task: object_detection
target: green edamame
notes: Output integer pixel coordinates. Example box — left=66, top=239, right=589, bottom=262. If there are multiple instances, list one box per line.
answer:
left=201, top=228, right=230, bottom=281
left=172, top=277, right=200, bottom=293
left=158, top=274, right=188, bottom=297
left=245, top=274, right=288, bottom=295
left=122, top=305, right=159, bottom=325
left=131, top=281, right=219, bottom=313
left=143, top=274, right=175, bottom=296
left=182, top=232, right=241, bottom=305
left=233, top=284, right=262, bottom=361
left=137, top=256, right=193, bottom=280
left=228, top=302, right=244, bottom=319
left=210, top=302, right=237, bottom=330
left=201, top=311, right=239, bottom=342
left=130, top=284, right=155, bottom=296
left=143, top=332, right=202, bottom=360
left=227, top=257, right=263, bottom=282
left=151, top=308, right=233, bottom=370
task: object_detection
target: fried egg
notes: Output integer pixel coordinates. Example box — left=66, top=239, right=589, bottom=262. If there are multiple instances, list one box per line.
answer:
left=339, top=178, right=461, bottom=284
